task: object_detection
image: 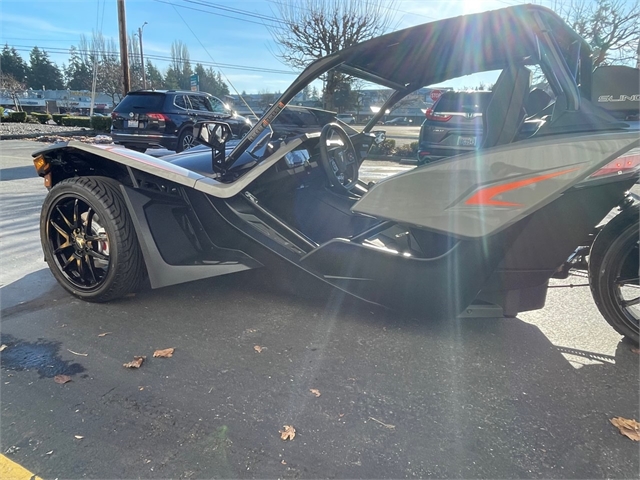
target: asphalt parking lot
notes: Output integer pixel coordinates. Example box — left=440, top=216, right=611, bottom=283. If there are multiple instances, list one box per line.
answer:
left=1, top=140, right=638, bottom=479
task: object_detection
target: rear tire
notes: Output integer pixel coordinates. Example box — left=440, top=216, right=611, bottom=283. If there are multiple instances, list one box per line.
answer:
left=589, top=204, right=639, bottom=344
left=40, top=176, right=146, bottom=302
left=176, top=128, right=197, bottom=152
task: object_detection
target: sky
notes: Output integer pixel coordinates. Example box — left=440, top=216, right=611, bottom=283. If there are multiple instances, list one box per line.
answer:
left=0, top=0, right=559, bottom=94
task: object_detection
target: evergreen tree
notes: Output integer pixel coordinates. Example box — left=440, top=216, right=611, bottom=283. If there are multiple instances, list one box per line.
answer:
left=145, top=61, right=164, bottom=89
left=0, top=44, right=28, bottom=82
left=164, top=66, right=181, bottom=89
left=1, top=45, right=28, bottom=83
left=193, top=64, right=230, bottom=97
left=65, top=46, right=93, bottom=90
left=27, top=46, right=63, bottom=90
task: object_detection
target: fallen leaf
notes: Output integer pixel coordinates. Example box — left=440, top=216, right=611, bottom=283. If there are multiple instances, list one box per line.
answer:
left=46, top=450, right=53, bottom=455
left=67, top=349, right=88, bottom=356
left=610, top=417, right=640, bottom=441
left=369, top=416, right=396, bottom=429
left=0, top=344, right=7, bottom=352
left=279, top=425, right=296, bottom=441
left=281, top=460, right=287, bottom=465
left=254, top=345, right=264, bottom=353
left=153, top=348, right=175, bottom=358
left=631, top=348, right=640, bottom=355
left=309, top=388, right=321, bottom=397
left=97, top=332, right=112, bottom=337
left=123, top=356, right=145, bottom=368
left=74, top=435, right=84, bottom=439
left=54, top=375, right=71, bottom=384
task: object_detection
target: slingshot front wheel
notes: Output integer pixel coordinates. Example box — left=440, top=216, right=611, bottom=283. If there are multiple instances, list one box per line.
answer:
left=40, top=176, right=146, bottom=302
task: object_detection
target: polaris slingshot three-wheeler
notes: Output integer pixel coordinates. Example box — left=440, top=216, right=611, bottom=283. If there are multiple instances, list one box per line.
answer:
left=33, top=5, right=640, bottom=343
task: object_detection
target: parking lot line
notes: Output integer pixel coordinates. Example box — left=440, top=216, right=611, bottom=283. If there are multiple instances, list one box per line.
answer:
left=0, top=454, right=42, bottom=480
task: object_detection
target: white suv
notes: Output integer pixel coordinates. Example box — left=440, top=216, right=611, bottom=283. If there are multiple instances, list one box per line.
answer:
left=336, top=113, right=355, bottom=124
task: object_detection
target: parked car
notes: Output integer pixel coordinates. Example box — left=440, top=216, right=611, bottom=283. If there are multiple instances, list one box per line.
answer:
left=32, top=5, right=640, bottom=344
left=110, top=90, right=252, bottom=152
left=336, top=113, right=356, bottom=124
left=417, top=91, right=492, bottom=164
left=383, top=117, right=413, bottom=125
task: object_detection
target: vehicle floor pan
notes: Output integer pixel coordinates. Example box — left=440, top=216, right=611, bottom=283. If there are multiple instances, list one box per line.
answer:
left=298, top=232, right=510, bottom=317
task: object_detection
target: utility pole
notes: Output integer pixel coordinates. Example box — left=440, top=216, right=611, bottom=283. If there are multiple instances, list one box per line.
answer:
left=138, top=22, right=148, bottom=89
left=117, top=0, right=131, bottom=95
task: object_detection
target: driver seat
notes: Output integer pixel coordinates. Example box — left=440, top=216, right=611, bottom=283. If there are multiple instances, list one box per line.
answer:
left=482, top=65, right=531, bottom=149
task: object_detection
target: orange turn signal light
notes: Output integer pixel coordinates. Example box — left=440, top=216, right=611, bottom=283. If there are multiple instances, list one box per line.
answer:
left=33, top=155, right=50, bottom=176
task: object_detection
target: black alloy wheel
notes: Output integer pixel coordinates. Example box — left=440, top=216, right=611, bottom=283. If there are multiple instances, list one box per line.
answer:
left=40, top=176, right=145, bottom=302
left=177, top=128, right=197, bottom=152
left=589, top=204, right=639, bottom=344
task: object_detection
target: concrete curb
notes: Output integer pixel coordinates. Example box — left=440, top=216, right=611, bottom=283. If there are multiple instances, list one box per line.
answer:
left=364, top=155, right=418, bottom=165
left=0, top=129, right=97, bottom=140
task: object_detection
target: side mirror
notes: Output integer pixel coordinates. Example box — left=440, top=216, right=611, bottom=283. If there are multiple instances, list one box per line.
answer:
left=195, top=121, right=232, bottom=148
left=194, top=121, right=232, bottom=170
left=372, top=130, right=386, bottom=144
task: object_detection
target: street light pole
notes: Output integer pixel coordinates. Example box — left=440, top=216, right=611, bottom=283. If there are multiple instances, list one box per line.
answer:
left=138, top=22, right=148, bottom=89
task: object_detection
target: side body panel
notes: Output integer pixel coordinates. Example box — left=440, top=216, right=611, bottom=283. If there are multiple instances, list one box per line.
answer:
left=353, top=131, right=639, bottom=238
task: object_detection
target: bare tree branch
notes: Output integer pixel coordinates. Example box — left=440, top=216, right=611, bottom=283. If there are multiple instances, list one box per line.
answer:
left=268, top=0, right=397, bottom=109
left=552, top=0, right=640, bottom=68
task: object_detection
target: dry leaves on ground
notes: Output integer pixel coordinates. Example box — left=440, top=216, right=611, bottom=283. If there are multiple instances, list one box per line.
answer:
left=254, top=345, right=264, bottom=353
left=631, top=348, right=639, bottom=355
left=67, top=349, right=88, bottom=356
left=97, top=332, right=112, bottom=337
left=153, top=348, right=175, bottom=358
left=279, top=425, right=296, bottom=441
left=610, top=417, right=640, bottom=441
left=309, top=388, right=321, bottom=397
left=0, top=344, right=7, bottom=352
left=54, top=375, right=71, bottom=384
left=74, top=435, right=84, bottom=440
left=369, top=416, right=396, bottom=429
left=123, top=356, right=145, bottom=368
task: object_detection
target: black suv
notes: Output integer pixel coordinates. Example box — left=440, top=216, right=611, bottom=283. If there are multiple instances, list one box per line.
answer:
left=111, top=90, right=252, bottom=152
left=417, top=91, right=491, bottom=164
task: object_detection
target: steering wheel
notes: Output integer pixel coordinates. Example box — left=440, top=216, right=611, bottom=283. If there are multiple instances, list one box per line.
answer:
left=318, top=123, right=359, bottom=193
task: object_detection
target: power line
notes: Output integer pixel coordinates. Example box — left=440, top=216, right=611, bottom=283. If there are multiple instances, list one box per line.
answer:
left=167, top=2, right=258, bottom=114
left=150, top=0, right=280, bottom=27
left=7, top=45, right=298, bottom=75
left=180, top=0, right=280, bottom=23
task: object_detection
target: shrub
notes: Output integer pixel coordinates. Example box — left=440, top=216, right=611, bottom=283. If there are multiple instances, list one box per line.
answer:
left=52, top=114, right=68, bottom=125
left=26, top=115, right=40, bottom=124
left=395, top=141, right=419, bottom=157
left=91, top=115, right=112, bottom=132
left=0, top=107, right=4, bottom=119
left=9, top=111, right=27, bottom=123
left=369, top=138, right=396, bottom=156
left=32, top=112, right=53, bottom=124
left=60, top=116, right=92, bottom=128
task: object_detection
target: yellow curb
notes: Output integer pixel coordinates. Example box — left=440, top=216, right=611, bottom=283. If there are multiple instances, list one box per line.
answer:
left=0, top=454, right=42, bottom=480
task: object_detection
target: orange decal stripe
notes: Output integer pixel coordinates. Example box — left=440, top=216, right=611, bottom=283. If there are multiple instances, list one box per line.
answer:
left=465, top=167, right=580, bottom=207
